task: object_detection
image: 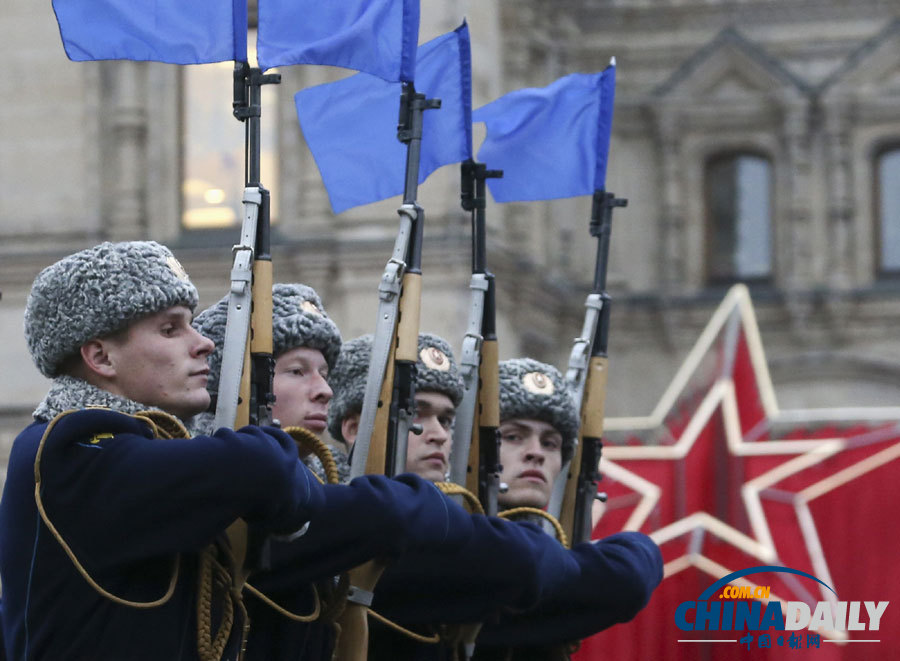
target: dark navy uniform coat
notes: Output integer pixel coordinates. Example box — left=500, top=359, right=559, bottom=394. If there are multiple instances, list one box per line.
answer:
left=0, top=409, right=323, bottom=661
left=0, top=410, right=479, bottom=661
left=242, top=473, right=482, bottom=660
left=367, top=529, right=663, bottom=659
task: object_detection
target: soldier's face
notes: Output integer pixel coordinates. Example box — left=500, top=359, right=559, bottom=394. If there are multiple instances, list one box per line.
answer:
left=272, top=347, right=332, bottom=434
left=102, top=306, right=214, bottom=419
left=405, top=391, right=455, bottom=482
left=496, top=419, right=563, bottom=509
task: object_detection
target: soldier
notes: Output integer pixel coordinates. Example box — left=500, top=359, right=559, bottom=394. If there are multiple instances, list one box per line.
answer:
left=0, top=241, right=324, bottom=661
left=327, top=332, right=463, bottom=482
left=473, top=357, right=662, bottom=658
left=495, top=358, right=578, bottom=512
left=192, top=282, right=350, bottom=482
left=0, top=243, right=478, bottom=661
left=191, top=282, right=349, bottom=658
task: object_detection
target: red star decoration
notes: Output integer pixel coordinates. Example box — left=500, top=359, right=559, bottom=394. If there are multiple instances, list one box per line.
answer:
left=573, top=285, right=900, bottom=659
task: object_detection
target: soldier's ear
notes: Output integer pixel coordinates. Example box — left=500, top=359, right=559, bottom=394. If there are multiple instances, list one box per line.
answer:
left=342, top=413, right=360, bottom=448
left=80, top=339, right=116, bottom=379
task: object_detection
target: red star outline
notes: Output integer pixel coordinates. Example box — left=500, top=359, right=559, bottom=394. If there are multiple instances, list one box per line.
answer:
left=594, top=284, right=900, bottom=640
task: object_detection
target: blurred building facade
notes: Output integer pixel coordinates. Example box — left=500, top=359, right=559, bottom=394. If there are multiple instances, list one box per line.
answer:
left=2, top=0, right=900, bottom=482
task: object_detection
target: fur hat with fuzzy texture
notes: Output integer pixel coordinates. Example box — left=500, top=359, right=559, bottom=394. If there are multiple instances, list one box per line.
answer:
left=192, top=283, right=342, bottom=396
left=498, top=358, right=579, bottom=460
left=25, top=241, right=198, bottom=378
left=327, top=332, right=463, bottom=443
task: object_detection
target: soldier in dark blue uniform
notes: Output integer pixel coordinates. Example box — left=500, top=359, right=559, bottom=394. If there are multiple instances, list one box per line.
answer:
left=0, top=241, right=324, bottom=661
left=327, top=339, right=664, bottom=659
left=192, top=290, right=576, bottom=659
left=0, top=244, right=479, bottom=661
left=470, top=359, right=664, bottom=658
left=192, top=282, right=354, bottom=658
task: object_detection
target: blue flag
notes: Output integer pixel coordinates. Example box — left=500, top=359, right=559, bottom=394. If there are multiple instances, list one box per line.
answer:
left=295, top=23, right=472, bottom=214
left=52, top=0, right=246, bottom=64
left=258, top=0, right=419, bottom=81
left=472, top=64, right=617, bottom=202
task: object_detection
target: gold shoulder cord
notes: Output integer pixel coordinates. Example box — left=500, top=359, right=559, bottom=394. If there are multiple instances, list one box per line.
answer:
left=197, top=542, right=244, bottom=661
left=32, top=410, right=181, bottom=608
left=434, top=482, right=485, bottom=516
left=499, top=508, right=570, bottom=549
left=284, top=426, right=341, bottom=485
left=149, top=409, right=247, bottom=661
left=366, top=609, right=441, bottom=645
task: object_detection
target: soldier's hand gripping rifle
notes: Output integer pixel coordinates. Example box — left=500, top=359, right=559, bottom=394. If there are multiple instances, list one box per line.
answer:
left=546, top=191, right=626, bottom=547
left=449, top=160, right=504, bottom=517
left=335, top=82, right=440, bottom=661
left=214, top=61, right=281, bottom=582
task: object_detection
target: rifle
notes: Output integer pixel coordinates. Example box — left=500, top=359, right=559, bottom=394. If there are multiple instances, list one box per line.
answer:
left=442, top=159, right=504, bottom=661
left=214, top=61, right=281, bottom=586
left=547, top=190, right=626, bottom=546
left=215, top=62, right=280, bottom=431
left=336, top=82, right=440, bottom=661
left=449, top=160, right=504, bottom=517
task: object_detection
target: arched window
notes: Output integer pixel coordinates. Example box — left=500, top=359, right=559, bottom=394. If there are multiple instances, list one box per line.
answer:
left=877, top=147, right=900, bottom=275
left=181, top=28, right=279, bottom=230
left=705, top=153, right=773, bottom=284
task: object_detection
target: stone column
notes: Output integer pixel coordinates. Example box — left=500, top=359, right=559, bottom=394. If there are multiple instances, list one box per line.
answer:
left=106, top=61, right=148, bottom=240
left=823, top=99, right=855, bottom=291
left=783, top=102, right=813, bottom=287
left=781, top=100, right=817, bottom=341
left=654, top=109, right=686, bottom=294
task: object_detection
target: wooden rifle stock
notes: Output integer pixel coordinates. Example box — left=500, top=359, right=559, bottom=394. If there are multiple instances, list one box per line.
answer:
left=466, top=338, right=499, bottom=503
left=558, top=355, right=607, bottom=543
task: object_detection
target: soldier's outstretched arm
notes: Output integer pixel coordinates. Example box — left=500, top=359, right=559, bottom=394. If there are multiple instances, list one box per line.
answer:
left=371, top=515, right=589, bottom=626
left=475, top=531, right=663, bottom=647
left=27, top=410, right=324, bottom=567
left=247, top=473, right=478, bottom=592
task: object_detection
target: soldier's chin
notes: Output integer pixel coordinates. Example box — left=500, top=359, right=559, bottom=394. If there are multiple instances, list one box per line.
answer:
left=180, top=390, right=212, bottom=419
left=415, top=465, right=446, bottom=483
left=500, top=484, right=549, bottom=510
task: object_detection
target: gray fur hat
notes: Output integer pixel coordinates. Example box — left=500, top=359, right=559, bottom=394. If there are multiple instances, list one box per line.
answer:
left=192, top=283, right=342, bottom=395
left=327, top=332, right=463, bottom=443
left=25, top=241, right=199, bottom=378
left=499, top=358, right=579, bottom=459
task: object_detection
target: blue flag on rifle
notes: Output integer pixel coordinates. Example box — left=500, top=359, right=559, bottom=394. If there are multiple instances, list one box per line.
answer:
left=258, top=0, right=420, bottom=81
left=52, top=0, right=247, bottom=64
left=295, top=23, right=472, bottom=214
left=472, top=62, right=617, bottom=202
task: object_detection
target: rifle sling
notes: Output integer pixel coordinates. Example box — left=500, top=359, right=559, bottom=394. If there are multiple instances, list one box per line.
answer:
left=214, top=186, right=261, bottom=430
left=448, top=273, right=488, bottom=486
left=350, top=207, right=415, bottom=478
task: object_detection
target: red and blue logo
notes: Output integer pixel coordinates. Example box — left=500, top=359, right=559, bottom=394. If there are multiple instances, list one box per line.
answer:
left=675, top=566, right=888, bottom=650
